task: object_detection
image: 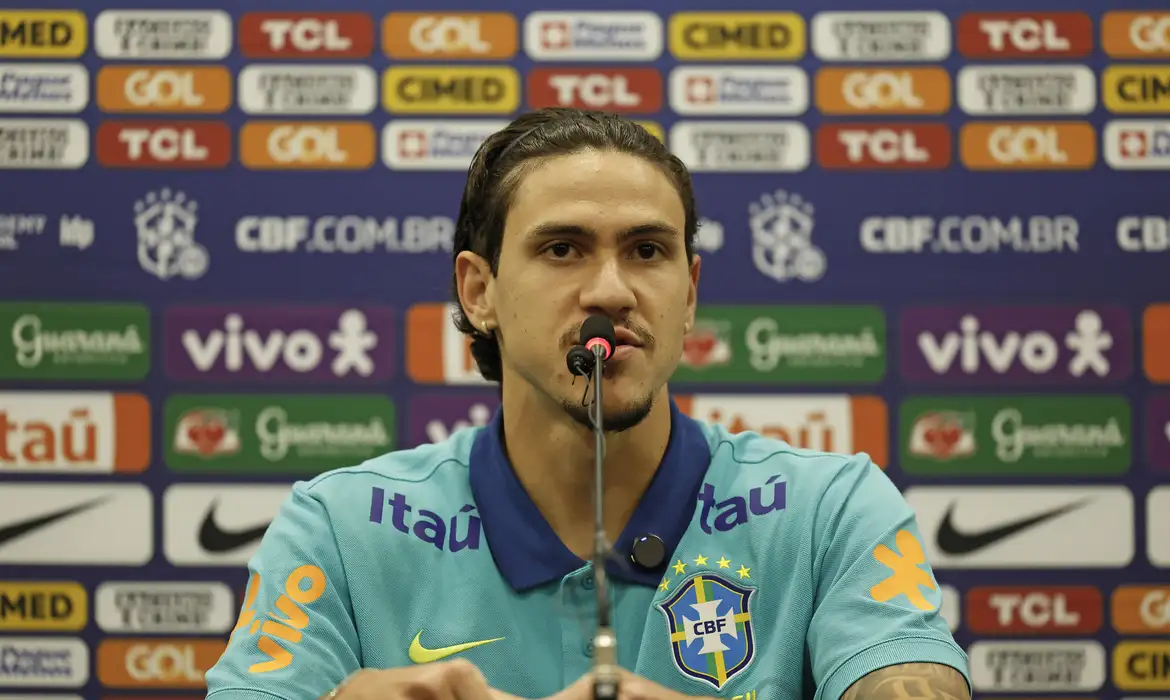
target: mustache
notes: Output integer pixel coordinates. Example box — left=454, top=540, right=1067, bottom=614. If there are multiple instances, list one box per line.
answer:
left=560, top=318, right=656, bottom=350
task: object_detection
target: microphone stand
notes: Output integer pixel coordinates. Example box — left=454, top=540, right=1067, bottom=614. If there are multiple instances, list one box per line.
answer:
left=588, top=342, right=619, bottom=700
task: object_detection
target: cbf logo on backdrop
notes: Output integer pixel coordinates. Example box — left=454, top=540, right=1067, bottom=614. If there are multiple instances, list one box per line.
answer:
left=748, top=189, right=824, bottom=283
left=135, top=188, right=208, bottom=281
left=658, top=571, right=755, bottom=690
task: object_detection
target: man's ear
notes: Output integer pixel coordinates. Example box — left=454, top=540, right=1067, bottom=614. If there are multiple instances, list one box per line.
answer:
left=685, top=254, right=701, bottom=331
left=455, top=251, right=495, bottom=327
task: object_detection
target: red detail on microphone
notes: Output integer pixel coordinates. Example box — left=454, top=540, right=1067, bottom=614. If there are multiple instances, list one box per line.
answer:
left=585, top=337, right=613, bottom=360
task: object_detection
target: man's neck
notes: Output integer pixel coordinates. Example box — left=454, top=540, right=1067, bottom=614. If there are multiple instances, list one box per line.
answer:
left=499, top=380, right=673, bottom=561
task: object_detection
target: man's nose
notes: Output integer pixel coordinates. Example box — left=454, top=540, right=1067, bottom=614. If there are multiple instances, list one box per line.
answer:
left=578, top=256, right=636, bottom=315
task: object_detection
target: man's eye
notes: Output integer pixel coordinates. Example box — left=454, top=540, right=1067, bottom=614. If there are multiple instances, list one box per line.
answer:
left=548, top=243, right=573, bottom=258
left=636, top=243, right=662, bottom=259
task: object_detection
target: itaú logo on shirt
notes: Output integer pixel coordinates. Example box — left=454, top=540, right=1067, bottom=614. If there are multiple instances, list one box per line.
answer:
left=367, top=485, right=483, bottom=552
left=230, top=565, right=327, bottom=674
left=696, top=475, right=786, bottom=534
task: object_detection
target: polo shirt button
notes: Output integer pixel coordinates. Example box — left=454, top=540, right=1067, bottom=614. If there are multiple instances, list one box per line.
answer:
left=582, top=574, right=594, bottom=590
left=583, top=640, right=594, bottom=657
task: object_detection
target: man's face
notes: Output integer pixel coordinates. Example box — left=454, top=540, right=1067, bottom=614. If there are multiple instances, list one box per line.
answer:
left=490, top=148, right=699, bottom=431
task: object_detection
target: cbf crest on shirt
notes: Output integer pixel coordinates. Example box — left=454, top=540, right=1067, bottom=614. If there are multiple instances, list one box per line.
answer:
left=658, top=568, right=756, bottom=691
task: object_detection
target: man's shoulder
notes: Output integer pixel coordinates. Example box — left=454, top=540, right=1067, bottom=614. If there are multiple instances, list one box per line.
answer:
left=297, top=424, right=480, bottom=503
left=695, top=420, right=882, bottom=493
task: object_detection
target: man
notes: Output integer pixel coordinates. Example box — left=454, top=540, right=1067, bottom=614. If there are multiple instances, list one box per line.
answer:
left=203, top=108, right=971, bottom=700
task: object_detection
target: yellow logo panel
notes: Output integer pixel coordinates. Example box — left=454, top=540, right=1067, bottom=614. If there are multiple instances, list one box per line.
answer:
left=1113, top=641, right=1170, bottom=690
left=0, top=581, right=88, bottom=631
left=669, top=12, right=805, bottom=60
left=383, top=66, right=520, bottom=114
left=1102, top=65, right=1170, bottom=113
left=0, top=11, right=87, bottom=57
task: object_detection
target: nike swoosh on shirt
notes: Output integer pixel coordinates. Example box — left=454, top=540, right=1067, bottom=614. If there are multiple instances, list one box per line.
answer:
left=198, top=502, right=271, bottom=553
left=936, top=498, right=1091, bottom=556
left=0, top=496, right=110, bottom=549
left=408, top=630, right=504, bottom=664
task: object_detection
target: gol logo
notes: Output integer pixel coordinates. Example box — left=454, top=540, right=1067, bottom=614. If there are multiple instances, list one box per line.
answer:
left=815, top=68, right=950, bottom=115
left=383, top=12, right=517, bottom=59
left=97, top=121, right=232, bottom=169
left=1103, top=65, right=1170, bottom=112
left=96, top=67, right=232, bottom=113
left=97, top=638, right=226, bottom=688
left=960, top=122, right=1096, bottom=169
left=238, top=12, right=375, bottom=58
left=526, top=68, right=662, bottom=113
left=0, top=581, right=87, bottom=631
left=1103, top=12, right=1170, bottom=57
left=1112, top=585, right=1170, bottom=633
left=383, top=66, right=519, bottom=114
left=817, top=123, right=951, bottom=169
left=231, top=565, right=327, bottom=673
left=0, top=10, right=86, bottom=57
left=956, top=12, right=1093, bottom=58
left=239, top=122, right=375, bottom=170
left=1113, top=641, right=1170, bottom=690
left=669, top=12, right=805, bottom=59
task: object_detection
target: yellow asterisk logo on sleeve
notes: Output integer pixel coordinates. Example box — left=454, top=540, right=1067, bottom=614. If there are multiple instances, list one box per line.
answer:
left=869, top=530, right=938, bottom=611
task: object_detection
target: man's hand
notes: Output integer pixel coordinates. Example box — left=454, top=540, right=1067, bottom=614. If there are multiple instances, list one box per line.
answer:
left=329, top=659, right=502, bottom=700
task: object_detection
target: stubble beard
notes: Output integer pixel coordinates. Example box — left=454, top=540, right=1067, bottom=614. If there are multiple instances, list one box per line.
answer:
left=561, top=389, right=655, bottom=434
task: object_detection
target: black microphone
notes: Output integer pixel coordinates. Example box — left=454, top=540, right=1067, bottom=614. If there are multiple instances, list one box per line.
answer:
left=575, top=314, right=619, bottom=700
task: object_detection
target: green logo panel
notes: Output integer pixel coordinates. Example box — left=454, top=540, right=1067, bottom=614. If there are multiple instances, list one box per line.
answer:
left=165, top=394, right=396, bottom=474
left=671, top=305, right=886, bottom=384
left=0, top=302, right=150, bottom=380
left=899, top=395, right=1131, bottom=476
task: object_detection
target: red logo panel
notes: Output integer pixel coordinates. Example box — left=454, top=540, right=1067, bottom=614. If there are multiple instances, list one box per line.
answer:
left=526, top=68, right=662, bottom=113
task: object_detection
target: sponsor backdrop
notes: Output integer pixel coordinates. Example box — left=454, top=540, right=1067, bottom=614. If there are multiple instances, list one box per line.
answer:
left=0, top=0, right=1167, bottom=697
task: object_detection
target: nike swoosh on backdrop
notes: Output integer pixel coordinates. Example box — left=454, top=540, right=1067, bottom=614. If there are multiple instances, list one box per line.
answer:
left=198, top=501, right=271, bottom=553
left=0, top=496, right=111, bottom=549
left=936, top=498, right=1092, bottom=556
left=408, top=630, right=504, bottom=664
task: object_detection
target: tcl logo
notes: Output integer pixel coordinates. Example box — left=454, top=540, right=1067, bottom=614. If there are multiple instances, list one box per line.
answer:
left=239, top=121, right=376, bottom=169
left=958, top=12, right=1093, bottom=57
left=1103, top=12, right=1170, bottom=57
left=384, top=13, right=517, bottom=59
left=816, top=68, right=951, bottom=114
left=817, top=124, right=950, bottom=169
left=526, top=68, right=661, bottom=113
left=238, top=13, right=375, bottom=58
left=967, top=587, right=1102, bottom=634
left=96, top=66, right=231, bottom=113
left=96, top=121, right=231, bottom=168
left=961, top=122, right=1097, bottom=169
left=97, top=638, right=226, bottom=688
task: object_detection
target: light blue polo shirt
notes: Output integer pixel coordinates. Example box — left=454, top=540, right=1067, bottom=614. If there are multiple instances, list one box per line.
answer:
left=204, top=398, right=970, bottom=700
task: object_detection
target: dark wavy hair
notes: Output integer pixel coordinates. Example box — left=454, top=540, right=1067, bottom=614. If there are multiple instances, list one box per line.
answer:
left=449, top=107, right=698, bottom=383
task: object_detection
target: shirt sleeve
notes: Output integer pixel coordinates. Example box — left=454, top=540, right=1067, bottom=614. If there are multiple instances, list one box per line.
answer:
left=806, top=454, right=971, bottom=700
left=205, top=480, right=362, bottom=700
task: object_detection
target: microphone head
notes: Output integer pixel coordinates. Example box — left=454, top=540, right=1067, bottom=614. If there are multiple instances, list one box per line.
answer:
left=580, top=315, right=616, bottom=361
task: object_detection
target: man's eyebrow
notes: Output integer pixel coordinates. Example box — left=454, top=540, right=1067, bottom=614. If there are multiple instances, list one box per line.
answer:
left=524, top=221, right=681, bottom=242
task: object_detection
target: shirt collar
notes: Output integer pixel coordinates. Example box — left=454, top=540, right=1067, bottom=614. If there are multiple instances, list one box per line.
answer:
left=469, top=396, right=712, bottom=592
